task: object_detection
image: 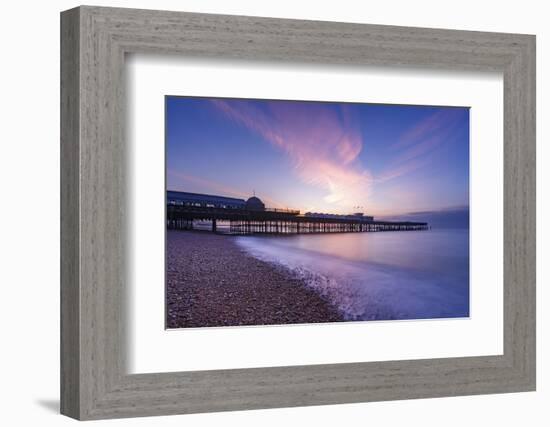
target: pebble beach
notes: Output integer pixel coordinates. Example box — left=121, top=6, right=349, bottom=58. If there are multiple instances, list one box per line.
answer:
left=166, top=230, right=343, bottom=328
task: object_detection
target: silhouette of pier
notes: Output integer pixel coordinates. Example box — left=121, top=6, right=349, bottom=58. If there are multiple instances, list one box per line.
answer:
left=167, top=191, right=428, bottom=235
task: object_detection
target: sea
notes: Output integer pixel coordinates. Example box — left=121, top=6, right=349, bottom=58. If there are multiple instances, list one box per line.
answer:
left=235, top=228, right=469, bottom=321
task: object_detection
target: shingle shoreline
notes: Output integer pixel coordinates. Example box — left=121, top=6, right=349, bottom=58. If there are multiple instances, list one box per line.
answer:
left=166, top=230, right=343, bottom=328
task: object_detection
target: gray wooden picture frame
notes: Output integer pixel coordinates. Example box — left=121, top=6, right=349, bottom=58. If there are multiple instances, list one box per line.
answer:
left=60, top=5, right=536, bottom=420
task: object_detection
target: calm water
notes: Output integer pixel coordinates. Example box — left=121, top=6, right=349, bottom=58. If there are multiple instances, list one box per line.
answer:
left=235, top=229, right=469, bottom=321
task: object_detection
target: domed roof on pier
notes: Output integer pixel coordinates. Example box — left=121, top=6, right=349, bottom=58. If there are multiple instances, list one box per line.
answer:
left=245, top=196, right=265, bottom=211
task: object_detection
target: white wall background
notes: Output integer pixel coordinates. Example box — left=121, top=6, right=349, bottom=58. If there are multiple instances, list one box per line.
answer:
left=0, top=0, right=546, bottom=425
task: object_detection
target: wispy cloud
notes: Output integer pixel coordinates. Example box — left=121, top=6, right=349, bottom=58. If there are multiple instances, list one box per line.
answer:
left=210, top=99, right=372, bottom=208
left=377, top=108, right=466, bottom=183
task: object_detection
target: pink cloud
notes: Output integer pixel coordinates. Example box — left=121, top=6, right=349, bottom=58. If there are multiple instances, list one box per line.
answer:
left=210, top=99, right=372, bottom=209
left=392, top=109, right=455, bottom=149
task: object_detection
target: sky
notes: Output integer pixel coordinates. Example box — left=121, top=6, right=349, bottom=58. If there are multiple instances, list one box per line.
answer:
left=166, top=96, right=469, bottom=218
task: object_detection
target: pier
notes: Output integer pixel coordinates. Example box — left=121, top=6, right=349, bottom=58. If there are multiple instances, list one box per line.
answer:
left=167, top=191, right=428, bottom=234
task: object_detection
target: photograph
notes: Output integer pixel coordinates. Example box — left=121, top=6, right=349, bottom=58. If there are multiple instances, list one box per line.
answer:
left=165, top=96, right=470, bottom=329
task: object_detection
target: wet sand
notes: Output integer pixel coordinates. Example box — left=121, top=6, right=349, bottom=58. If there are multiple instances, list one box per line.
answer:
left=166, top=230, right=343, bottom=328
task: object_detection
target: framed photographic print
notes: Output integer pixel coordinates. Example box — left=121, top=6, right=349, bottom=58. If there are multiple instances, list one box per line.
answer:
left=61, top=6, right=536, bottom=420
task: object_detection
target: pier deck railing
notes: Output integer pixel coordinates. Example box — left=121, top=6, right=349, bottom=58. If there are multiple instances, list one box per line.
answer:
left=167, top=205, right=428, bottom=234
